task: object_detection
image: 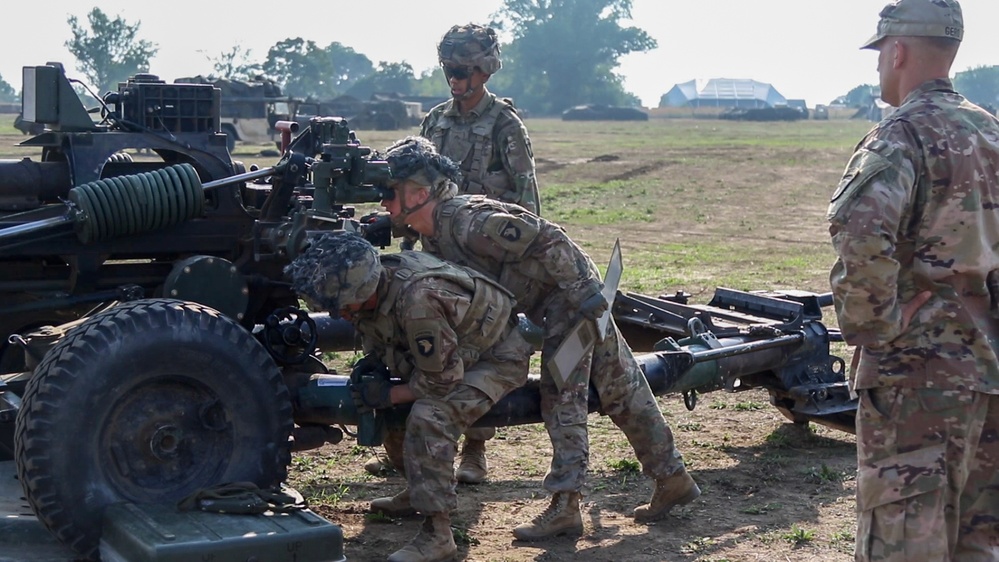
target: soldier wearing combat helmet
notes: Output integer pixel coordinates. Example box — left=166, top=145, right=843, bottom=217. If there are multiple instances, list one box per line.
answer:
left=377, top=137, right=700, bottom=541
left=420, top=23, right=541, bottom=215
left=285, top=231, right=531, bottom=562
left=828, top=0, right=999, bottom=559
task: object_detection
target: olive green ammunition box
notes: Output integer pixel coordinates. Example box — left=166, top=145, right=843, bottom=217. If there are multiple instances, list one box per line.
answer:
left=99, top=502, right=345, bottom=562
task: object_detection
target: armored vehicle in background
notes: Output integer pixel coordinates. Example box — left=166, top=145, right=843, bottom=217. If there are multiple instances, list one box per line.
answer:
left=561, top=103, right=649, bottom=121
left=174, top=75, right=299, bottom=152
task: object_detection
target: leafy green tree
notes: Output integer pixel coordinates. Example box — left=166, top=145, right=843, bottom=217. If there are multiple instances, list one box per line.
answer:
left=205, top=46, right=262, bottom=81
left=65, top=8, right=158, bottom=94
left=842, top=84, right=878, bottom=107
left=491, top=0, right=656, bottom=115
left=954, top=65, right=999, bottom=109
left=0, top=74, right=16, bottom=102
left=411, top=67, right=451, bottom=98
left=263, top=39, right=373, bottom=100
left=344, top=62, right=416, bottom=99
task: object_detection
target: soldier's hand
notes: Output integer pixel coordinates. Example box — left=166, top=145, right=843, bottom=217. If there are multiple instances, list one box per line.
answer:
left=350, top=377, right=393, bottom=413
left=350, top=353, right=384, bottom=378
left=578, top=291, right=609, bottom=321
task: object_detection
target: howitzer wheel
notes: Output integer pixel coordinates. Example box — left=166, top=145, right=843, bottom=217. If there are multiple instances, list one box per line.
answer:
left=14, top=299, right=293, bottom=559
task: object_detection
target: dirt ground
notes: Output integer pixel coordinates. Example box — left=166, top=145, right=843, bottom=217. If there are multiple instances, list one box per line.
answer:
left=296, top=389, right=857, bottom=562
left=283, top=119, right=866, bottom=562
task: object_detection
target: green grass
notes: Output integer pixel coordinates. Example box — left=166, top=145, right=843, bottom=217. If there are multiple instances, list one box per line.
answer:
left=782, top=524, right=817, bottom=546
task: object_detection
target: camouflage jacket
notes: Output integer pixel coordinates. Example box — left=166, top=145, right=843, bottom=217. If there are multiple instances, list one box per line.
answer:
left=420, top=90, right=541, bottom=214
left=420, top=195, right=601, bottom=320
left=827, top=79, right=999, bottom=392
left=353, top=251, right=516, bottom=401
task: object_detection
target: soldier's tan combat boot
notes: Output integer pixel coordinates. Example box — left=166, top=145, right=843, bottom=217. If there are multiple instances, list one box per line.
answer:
left=387, top=512, right=457, bottom=562
left=370, top=488, right=417, bottom=517
left=512, top=492, right=584, bottom=541
left=633, top=470, right=701, bottom=522
left=455, top=439, right=488, bottom=484
left=363, top=450, right=396, bottom=476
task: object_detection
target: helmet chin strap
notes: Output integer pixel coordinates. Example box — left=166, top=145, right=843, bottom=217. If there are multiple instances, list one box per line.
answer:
left=455, top=82, right=481, bottom=101
left=391, top=186, right=431, bottom=229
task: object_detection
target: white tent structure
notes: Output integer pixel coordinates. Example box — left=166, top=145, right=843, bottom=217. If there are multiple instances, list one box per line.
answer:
left=659, top=78, right=788, bottom=109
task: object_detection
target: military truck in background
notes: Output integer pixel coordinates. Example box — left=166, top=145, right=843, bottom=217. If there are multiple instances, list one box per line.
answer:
left=294, top=94, right=423, bottom=132
left=174, top=75, right=299, bottom=152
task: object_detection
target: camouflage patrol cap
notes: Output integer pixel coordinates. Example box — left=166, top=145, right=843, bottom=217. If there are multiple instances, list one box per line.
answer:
left=383, top=136, right=460, bottom=199
left=862, top=0, right=963, bottom=49
left=284, top=231, right=382, bottom=311
left=438, top=24, right=502, bottom=75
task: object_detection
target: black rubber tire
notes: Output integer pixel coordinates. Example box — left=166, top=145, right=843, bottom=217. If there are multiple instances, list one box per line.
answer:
left=14, top=299, right=293, bottom=559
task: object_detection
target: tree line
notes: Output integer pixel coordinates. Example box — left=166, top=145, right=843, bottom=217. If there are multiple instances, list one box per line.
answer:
left=1, top=0, right=997, bottom=116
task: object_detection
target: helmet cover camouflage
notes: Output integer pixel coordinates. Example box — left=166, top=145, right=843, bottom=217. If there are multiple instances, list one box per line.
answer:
left=383, top=136, right=460, bottom=199
left=284, top=231, right=382, bottom=311
left=438, top=23, right=502, bottom=75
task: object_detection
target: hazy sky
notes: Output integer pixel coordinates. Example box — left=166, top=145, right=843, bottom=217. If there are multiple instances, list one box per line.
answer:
left=2, top=1, right=997, bottom=108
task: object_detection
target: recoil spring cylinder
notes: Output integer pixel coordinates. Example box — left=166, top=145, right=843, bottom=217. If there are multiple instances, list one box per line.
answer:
left=68, top=163, right=205, bottom=243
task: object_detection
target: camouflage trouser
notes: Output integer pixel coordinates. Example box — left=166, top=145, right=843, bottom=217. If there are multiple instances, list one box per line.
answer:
left=399, top=333, right=531, bottom=514
left=400, top=385, right=492, bottom=514
left=534, top=299, right=685, bottom=493
left=855, top=386, right=999, bottom=562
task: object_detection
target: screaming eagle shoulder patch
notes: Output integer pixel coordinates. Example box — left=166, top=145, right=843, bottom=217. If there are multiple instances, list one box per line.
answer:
left=406, top=319, right=445, bottom=372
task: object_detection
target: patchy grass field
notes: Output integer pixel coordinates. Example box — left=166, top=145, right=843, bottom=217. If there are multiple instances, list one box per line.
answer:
left=0, top=114, right=872, bottom=561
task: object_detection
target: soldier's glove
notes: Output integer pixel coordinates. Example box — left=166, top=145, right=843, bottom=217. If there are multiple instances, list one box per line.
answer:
left=350, top=376, right=393, bottom=413
left=359, top=212, right=393, bottom=249
left=569, top=279, right=608, bottom=322
left=350, top=355, right=393, bottom=413
left=350, top=353, right=387, bottom=380
left=579, top=291, right=609, bottom=321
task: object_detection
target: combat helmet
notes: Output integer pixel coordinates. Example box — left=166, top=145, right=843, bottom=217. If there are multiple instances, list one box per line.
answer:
left=383, top=136, right=460, bottom=200
left=438, top=24, right=502, bottom=75
left=284, top=231, right=382, bottom=312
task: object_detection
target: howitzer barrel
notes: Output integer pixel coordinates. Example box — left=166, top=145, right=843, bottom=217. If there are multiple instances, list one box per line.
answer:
left=286, top=326, right=816, bottom=433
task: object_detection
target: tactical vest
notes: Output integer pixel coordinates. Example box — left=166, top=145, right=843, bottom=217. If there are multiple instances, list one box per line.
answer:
left=426, top=196, right=552, bottom=314
left=359, top=251, right=514, bottom=377
left=427, top=97, right=514, bottom=198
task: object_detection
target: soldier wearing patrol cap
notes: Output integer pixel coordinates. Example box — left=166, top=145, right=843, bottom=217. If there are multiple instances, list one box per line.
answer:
left=285, top=231, right=531, bottom=562
left=827, top=1, right=999, bottom=560
left=419, top=23, right=540, bottom=215
left=378, top=136, right=699, bottom=541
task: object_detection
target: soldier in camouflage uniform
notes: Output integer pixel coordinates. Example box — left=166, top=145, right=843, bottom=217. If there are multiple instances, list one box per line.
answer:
left=828, top=1, right=999, bottom=560
left=377, top=136, right=699, bottom=541
left=421, top=23, right=540, bottom=214
left=365, top=23, right=540, bottom=483
left=286, top=231, right=531, bottom=562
